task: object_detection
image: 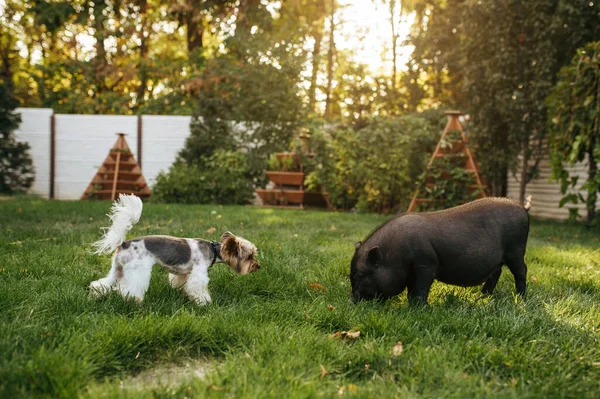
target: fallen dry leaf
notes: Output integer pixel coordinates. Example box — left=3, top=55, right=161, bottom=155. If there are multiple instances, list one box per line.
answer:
left=206, top=227, right=217, bottom=234
left=216, top=215, right=222, bottom=220
left=392, top=341, right=404, bottom=356
left=304, top=311, right=310, bottom=321
left=330, top=330, right=361, bottom=341
left=330, top=224, right=337, bottom=231
left=338, top=384, right=358, bottom=395
left=327, top=304, right=336, bottom=311
left=320, top=365, right=328, bottom=379
left=343, top=330, right=360, bottom=339
left=531, top=276, right=537, bottom=283
left=308, top=282, right=326, bottom=292
left=550, top=236, right=561, bottom=241
left=208, top=385, right=227, bottom=391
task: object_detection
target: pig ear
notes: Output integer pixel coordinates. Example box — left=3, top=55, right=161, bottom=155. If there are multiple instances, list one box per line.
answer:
left=354, top=241, right=362, bottom=251
left=367, top=246, right=381, bottom=265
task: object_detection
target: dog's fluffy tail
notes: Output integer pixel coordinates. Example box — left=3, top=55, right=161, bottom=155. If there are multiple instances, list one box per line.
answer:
left=523, top=195, right=533, bottom=212
left=92, top=194, right=143, bottom=254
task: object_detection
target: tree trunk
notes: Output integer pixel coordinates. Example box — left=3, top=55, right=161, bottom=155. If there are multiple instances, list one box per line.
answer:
left=136, top=0, right=149, bottom=109
left=237, top=0, right=260, bottom=36
left=186, top=0, right=203, bottom=54
left=308, top=27, right=323, bottom=112
left=324, top=0, right=335, bottom=119
left=93, top=1, right=109, bottom=96
left=389, top=0, right=401, bottom=89
left=0, top=40, right=13, bottom=92
left=518, top=138, right=529, bottom=205
left=587, top=146, right=597, bottom=225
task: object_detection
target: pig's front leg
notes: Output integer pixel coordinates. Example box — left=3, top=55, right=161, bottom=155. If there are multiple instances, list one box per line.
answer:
left=481, top=268, right=502, bottom=295
left=407, top=264, right=436, bottom=305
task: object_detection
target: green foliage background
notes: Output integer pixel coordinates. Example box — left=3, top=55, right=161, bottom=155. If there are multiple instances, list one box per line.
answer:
left=0, top=83, right=34, bottom=194
left=547, top=41, right=600, bottom=224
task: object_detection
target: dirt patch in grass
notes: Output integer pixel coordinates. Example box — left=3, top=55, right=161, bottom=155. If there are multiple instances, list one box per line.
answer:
left=86, top=358, right=216, bottom=396
left=121, top=358, right=214, bottom=390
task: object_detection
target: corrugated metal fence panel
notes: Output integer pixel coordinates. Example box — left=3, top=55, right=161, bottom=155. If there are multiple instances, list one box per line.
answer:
left=14, top=108, right=54, bottom=198
left=141, top=115, right=192, bottom=186
left=54, top=114, right=138, bottom=200
left=506, top=148, right=599, bottom=220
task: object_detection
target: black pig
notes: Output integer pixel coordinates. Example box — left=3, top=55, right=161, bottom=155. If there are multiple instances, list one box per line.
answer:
left=350, top=197, right=531, bottom=304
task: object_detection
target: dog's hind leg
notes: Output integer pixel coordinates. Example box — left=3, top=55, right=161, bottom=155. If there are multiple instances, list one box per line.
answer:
left=90, top=253, right=122, bottom=298
left=185, top=264, right=211, bottom=305
left=118, top=257, right=154, bottom=302
left=169, top=273, right=189, bottom=290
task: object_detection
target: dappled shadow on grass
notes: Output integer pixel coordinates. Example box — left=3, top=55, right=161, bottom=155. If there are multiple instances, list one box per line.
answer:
left=548, top=277, right=600, bottom=302
left=331, top=292, right=599, bottom=393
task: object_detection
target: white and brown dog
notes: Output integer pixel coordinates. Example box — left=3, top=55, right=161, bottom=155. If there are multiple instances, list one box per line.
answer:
left=89, top=194, right=259, bottom=304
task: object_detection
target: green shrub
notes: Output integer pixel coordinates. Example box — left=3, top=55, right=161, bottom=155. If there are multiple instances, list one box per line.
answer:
left=0, top=83, right=35, bottom=194
left=310, top=111, right=444, bottom=213
left=151, top=150, right=254, bottom=205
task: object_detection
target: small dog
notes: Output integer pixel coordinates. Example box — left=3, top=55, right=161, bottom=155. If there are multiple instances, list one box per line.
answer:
left=89, top=194, right=260, bottom=304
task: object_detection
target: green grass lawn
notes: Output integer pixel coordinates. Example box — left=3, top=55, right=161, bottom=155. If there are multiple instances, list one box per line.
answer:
left=1, top=197, right=599, bottom=398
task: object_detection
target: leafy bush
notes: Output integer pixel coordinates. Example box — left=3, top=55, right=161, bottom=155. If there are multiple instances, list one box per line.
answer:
left=152, top=150, right=254, bottom=205
left=547, top=41, right=600, bottom=225
left=310, top=111, right=445, bottom=213
left=0, top=84, right=34, bottom=194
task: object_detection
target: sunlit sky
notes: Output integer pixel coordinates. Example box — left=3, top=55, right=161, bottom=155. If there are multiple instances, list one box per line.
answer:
left=337, top=0, right=414, bottom=75
left=3, top=0, right=414, bottom=75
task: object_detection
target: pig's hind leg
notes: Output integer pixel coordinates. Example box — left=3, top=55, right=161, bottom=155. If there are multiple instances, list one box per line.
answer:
left=506, top=255, right=527, bottom=297
left=481, top=268, right=502, bottom=295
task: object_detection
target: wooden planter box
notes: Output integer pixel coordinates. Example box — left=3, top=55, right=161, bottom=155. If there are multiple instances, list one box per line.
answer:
left=266, top=171, right=305, bottom=186
left=303, top=191, right=330, bottom=207
left=256, top=189, right=304, bottom=205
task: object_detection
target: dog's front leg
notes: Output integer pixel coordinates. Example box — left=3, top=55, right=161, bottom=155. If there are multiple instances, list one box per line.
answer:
left=185, top=264, right=211, bottom=305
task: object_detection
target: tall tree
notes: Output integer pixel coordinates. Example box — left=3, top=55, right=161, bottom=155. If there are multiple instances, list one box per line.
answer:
left=324, top=0, right=335, bottom=119
left=408, top=0, right=600, bottom=197
left=308, top=0, right=326, bottom=113
left=547, top=41, right=600, bottom=224
left=0, top=83, right=34, bottom=194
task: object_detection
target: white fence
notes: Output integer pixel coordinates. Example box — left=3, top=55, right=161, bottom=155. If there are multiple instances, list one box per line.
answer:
left=505, top=144, right=598, bottom=221
left=14, top=108, right=54, bottom=197
left=14, top=108, right=597, bottom=220
left=14, top=108, right=191, bottom=200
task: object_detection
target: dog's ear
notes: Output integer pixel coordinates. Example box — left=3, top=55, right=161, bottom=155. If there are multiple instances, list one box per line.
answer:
left=222, top=235, right=239, bottom=257
left=221, top=231, right=234, bottom=241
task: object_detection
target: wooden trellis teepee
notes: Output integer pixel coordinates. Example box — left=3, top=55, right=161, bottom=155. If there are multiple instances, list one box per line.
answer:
left=407, top=110, right=486, bottom=212
left=81, top=133, right=151, bottom=200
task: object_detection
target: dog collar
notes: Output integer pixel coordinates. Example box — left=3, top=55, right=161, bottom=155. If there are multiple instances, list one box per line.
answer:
left=210, top=241, right=221, bottom=267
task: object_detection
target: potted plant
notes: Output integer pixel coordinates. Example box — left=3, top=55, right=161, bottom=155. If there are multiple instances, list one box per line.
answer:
left=265, top=153, right=305, bottom=187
